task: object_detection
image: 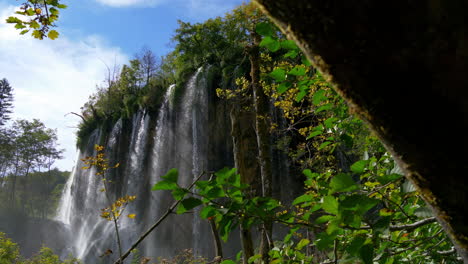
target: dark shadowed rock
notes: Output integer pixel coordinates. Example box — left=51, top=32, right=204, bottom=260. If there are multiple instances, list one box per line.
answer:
left=254, top=0, right=468, bottom=260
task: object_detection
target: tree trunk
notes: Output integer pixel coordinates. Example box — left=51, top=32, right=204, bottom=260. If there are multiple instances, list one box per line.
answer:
left=248, top=29, right=274, bottom=262
left=230, top=104, right=261, bottom=264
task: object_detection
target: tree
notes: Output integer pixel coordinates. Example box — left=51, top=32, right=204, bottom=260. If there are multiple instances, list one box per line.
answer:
left=0, top=79, right=14, bottom=126
left=135, top=47, right=160, bottom=87
left=0, top=119, right=63, bottom=212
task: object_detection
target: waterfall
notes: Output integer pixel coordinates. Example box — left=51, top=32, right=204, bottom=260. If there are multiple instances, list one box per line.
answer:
left=56, top=67, right=217, bottom=263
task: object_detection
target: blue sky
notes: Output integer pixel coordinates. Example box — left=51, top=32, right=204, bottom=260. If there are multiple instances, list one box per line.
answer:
left=0, top=0, right=246, bottom=170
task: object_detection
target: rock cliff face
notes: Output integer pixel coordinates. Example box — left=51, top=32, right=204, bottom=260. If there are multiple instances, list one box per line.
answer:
left=55, top=66, right=300, bottom=263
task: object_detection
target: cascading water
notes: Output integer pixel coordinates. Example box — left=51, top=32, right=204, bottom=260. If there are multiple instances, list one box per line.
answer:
left=56, top=67, right=219, bottom=263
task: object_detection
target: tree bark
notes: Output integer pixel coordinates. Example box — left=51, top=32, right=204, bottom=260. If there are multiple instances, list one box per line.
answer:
left=248, top=29, right=274, bottom=262
left=230, top=104, right=260, bottom=264
left=253, top=0, right=468, bottom=260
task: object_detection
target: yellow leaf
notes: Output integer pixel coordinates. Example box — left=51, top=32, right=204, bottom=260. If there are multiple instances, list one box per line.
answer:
left=128, top=214, right=136, bottom=219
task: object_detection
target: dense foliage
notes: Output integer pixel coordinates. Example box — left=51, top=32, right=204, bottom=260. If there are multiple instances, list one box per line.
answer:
left=0, top=232, right=80, bottom=264
left=0, top=88, right=66, bottom=219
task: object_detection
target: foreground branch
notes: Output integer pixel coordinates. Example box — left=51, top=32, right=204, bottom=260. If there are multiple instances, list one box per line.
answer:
left=113, top=172, right=205, bottom=264
left=357, top=217, right=437, bottom=232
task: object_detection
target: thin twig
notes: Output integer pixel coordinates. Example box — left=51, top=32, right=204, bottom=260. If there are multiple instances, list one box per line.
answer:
left=333, top=239, right=338, bottom=264
left=113, top=172, right=206, bottom=264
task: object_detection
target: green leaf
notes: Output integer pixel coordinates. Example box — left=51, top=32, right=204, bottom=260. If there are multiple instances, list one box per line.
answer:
left=340, top=133, right=353, bottom=148
left=277, top=81, right=291, bottom=94
left=350, top=160, right=369, bottom=174
left=283, top=49, right=298, bottom=58
left=256, top=22, right=274, bottom=37
left=315, top=103, right=333, bottom=113
left=359, top=244, right=374, bottom=264
left=200, top=206, right=217, bottom=219
left=248, top=254, right=261, bottom=264
left=341, top=195, right=379, bottom=214
left=221, top=260, right=236, bottom=264
left=269, top=68, right=286, bottom=82
left=57, top=4, right=68, bottom=8
left=288, top=66, right=306, bottom=76
left=177, top=197, right=202, bottom=214
left=195, top=180, right=210, bottom=189
left=26, top=8, right=35, bottom=16
left=49, top=7, right=59, bottom=15
left=30, top=21, right=40, bottom=29
left=295, top=89, right=308, bottom=102
left=315, top=231, right=337, bottom=250
left=260, top=36, right=280, bottom=52
left=315, top=215, right=334, bottom=224
left=6, top=17, right=22, bottom=23
left=373, top=216, right=391, bottom=232
left=47, top=30, right=59, bottom=40
left=14, top=23, right=25, bottom=29
left=324, top=117, right=338, bottom=129
left=206, top=186, right=225, bottom=199
left=378, top=173, right=402, bottom=184
left=301, top=56, right=312, bottom=66
left=20, top=29, right=29, bottom=35
left=329, top=173, right=358, bottom=194
left=318, top=141, right=332, bottom=150
left=280, top=39, right=298, bottom=50
left=32, top=30, right=43, bottom=39
left=312, top=89, right=327, bottom=105
left=171, top=188, right=188, bottom=200
left=162, top=168, right=178, bottom=182
left=292, top=194, right=312, bottom=205
left=306, top=130, right=322, bottom=139
left=322, top=195, right=339, bottom=215
left=152, top=180, right=178, bottom=191
left=303, top=169, right=319, bottom=180
left=296, top=238, right=310, bottom=250
left=379, top=208, right=394, bottom=216
left=215, top=167, right=237, bottom=184
left=346, top=236, right=366, bottom=256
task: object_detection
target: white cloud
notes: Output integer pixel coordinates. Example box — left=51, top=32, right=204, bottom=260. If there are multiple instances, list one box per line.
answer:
left=0, top=5, right=128, bottom=171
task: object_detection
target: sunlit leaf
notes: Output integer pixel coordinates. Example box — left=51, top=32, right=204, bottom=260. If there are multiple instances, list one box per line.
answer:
left=151, top=180, right=178, bottom=191
left=351, top=160, right=369, bottom=174
left=161, top=168, right=178, bottom=183
left=330, top=173, right=358, bottom=194
left=296, top=238, right=310, bottom=250
left=47, top=30, right=59, bottom=40
left=269, top=68, right=286, bottom=82
left=322, top=196, right=338, bottom=215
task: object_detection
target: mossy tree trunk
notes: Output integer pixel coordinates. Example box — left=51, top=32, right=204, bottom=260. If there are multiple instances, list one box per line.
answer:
left=230, top=104, right=260, bottom=264
left=248, top=29, right=274, bottom=262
